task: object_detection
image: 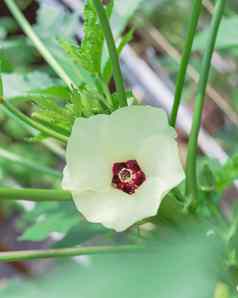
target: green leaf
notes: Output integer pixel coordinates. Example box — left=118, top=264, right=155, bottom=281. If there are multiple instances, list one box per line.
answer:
left=214, top=283, right=230, bottom=298
left=1, top=224, right=222, bottom=298
left=0, top=17, right=17, bottom=35
left=193, top=17, right=238, bottom=50
left=18, top=202, right=58, bottom=224
left=34, top=1, right=87, bottom=86
left=70, top=85, right=112, bottom=117
left=17, top=202, right=81, bottom=241
left=17, top=85, right=71, bottom=104
left=2, top=72, right=75, bottom=134
left=19, top=213, right=80, bottom=241
left=31, top=109, right=73, bottom=135
left=111, top=90, right=136, bottom=107
left=35, top=2, right=79, bottom=39
left=2, top=71, right=61, bottom=98
left=216, top=153, right=238, bottom=191
left=30, top=83, right=112, bottom=135
left=0, top=62, right=3, bottom=97
left=60, top=0, right=104, bottom=75
left=0, top=37, right=36, bottom=71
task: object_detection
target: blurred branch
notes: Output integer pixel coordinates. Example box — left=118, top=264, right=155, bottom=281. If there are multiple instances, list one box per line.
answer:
left=137, top=19, right=238, bottom=126
left=203, top=0, right=235, bottom=74
left=0, top=188, right=71, bottom=202
left=170, top=0, right=202, bottom=127
left=0, top=245, right=142, bottom=262
left=122, top=46, right=229, bottom=163
left=0, top=243, right=31, bottom=276
left=186, top=0, right=226, bottom=199
left=92, top=0, right=127, bottom=106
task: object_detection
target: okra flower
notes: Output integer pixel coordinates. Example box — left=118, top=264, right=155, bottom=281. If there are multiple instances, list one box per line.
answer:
left=62, top=106, right=185, bottom=232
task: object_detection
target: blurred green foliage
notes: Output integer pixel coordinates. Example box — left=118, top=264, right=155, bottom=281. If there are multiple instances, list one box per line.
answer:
left=0, top=1, right=238, bottom=297
left=0, top=223, right=223, bottom=298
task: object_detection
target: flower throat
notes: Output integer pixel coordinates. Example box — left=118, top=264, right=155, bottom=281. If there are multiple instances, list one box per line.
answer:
left=112, top=160, right=146, bottom=194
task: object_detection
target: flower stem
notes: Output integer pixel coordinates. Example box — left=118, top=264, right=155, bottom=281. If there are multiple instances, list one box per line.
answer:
left=0, top=245, right=142, bottom=262
left=186, top=0, right=226, bottom=199
left=170, top=0, right=203, bottom=127
left=0, top=188, right=71, bottom=202
left=3, top=0, right=76, bottom=89
left=92, top=0, right=127, bottom=106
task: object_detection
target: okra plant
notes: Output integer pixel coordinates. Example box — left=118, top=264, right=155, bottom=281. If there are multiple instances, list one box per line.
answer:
left=1, top=0, right=238, bottom=297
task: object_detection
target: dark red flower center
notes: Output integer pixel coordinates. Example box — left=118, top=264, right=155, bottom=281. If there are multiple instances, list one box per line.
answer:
left=112, top=160, right=146, bottom=195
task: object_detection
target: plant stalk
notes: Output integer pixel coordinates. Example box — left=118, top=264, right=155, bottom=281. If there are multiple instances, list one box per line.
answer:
left=186, top=0, right=226, bottom=199
left=0, top=188, right=72, bottom=202
left=170, top=0, right=203, bottom=127
left=0, top=245, right=142, bottom=262
left=92, top=0, right=127, bottom=106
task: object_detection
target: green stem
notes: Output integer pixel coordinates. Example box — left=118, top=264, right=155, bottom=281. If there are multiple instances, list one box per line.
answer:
left=0, top=188, right=71, bottom=202
left=1, top=100, right=68, bottom=143
left=170, top=0, right=203, bottom=127
left=4, top=0, right=76, bottom=89
left=92, top=0, right=127, bottom=106
left=0, top=245, right=142, bottom=262
left=186, top=0, right=226, bottom=199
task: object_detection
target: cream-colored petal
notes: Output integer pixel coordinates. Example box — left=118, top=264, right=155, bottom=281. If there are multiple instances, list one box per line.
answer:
left=136, top=134, right=185, bottom=189
left=104, top=105, right=176, bottom=162
left=71, top=178, right=169, bottom=232
left=64, top=114, right=112, bottom=192
left=64, top=106, right=175, bottom=193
